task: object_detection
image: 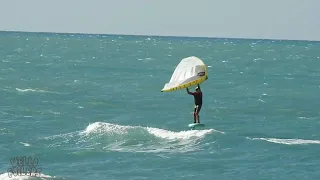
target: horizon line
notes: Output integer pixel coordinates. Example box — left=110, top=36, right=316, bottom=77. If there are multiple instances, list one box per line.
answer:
left=1, top=30, right=319, bottom=43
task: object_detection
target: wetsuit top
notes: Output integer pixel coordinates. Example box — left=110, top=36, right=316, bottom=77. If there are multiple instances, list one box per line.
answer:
left=188, top=91, right=203, bottom=105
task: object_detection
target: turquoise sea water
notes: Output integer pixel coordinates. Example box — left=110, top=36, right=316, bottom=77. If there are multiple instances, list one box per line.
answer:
left=0, top=31, right=320, bottom=180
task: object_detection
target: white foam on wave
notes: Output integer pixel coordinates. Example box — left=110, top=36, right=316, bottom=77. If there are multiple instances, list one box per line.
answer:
left=80, top=122, right=222, bottom=153
left=83, top=122, right=133, bottom=135
left=83, top=121, right=220, bottom=140
left=248, top=137, right=320, bottom=145
left=15, top=88, right=59, bottom=94
left=20, top=142, right=31, bottom=147
left=39, top=121, right=223, bottom=153
left=146, top=127, right=215, bottom=140
left=298, top=116, right=317, bottom=120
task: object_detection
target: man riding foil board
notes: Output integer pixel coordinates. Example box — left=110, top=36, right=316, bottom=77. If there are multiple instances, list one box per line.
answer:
left=186, top=84, right=202, bottom=123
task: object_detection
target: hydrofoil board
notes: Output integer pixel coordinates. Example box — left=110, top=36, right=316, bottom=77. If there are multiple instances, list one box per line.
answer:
left=188, top=123, right=205, bottom=129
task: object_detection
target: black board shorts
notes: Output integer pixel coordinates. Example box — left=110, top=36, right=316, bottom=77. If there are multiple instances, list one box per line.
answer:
left=194, top=104, right=202, bottom=114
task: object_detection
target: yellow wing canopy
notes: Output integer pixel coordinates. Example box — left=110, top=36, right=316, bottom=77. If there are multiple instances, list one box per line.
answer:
left=161, top=56, right=208, bottom=92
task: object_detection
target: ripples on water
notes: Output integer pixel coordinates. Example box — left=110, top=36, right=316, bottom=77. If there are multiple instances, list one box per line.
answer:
left=0, top=32, right=320, bottom=180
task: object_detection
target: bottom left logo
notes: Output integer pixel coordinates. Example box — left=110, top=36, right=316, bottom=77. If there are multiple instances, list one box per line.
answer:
left=7, top=156, right=42, bottom=178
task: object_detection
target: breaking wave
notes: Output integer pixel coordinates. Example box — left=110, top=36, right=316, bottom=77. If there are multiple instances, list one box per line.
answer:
left=41, top=122, right=223, bottom=153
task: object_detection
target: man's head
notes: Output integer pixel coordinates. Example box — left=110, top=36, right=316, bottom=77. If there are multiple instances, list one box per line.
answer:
left=195, top=87, right=200, bottom=92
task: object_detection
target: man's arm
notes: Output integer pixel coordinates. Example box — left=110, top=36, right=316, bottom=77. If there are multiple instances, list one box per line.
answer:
left=186, top=88, right=195, bottom=95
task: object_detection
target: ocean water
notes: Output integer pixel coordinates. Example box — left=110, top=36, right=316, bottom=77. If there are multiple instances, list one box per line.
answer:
left=0, top=31, right=320, bottom=180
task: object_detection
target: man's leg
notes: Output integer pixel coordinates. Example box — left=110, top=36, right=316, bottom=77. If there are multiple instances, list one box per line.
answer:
left=193, top=106, right=197, bottom=123
left=194, top=105, right=199, bottom=123
left=196, top=105, right=202, bottom=123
